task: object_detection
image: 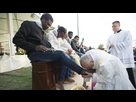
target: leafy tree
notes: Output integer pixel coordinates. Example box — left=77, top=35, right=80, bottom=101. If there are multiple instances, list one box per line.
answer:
left=58, top=25, right=61, bottom=28
left=57, top=25, right=67, bottom=33
left=98, top=44, right=104, bottom=50
left=15, top=46, right=26, bottom=55
left=44, top=26, right=55, bottom=34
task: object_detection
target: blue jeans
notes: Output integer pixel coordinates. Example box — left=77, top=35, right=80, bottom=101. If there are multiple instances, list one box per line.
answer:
left=58, top=55, right=73, bottom=80
left=85, top=49, right=89, bottom=52
left=68, top=55, right=73, bottom=77
left=29, top=50, right=83, bottom=81
left=77, top=52, right=83, bottom=57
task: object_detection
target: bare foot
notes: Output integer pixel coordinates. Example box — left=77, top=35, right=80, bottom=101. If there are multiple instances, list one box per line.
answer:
left=64, top=78, right=75, bottom=83
left=83, top=82, right=88, bottom=90
left=72, top=71, right=76, bottom=75
left=69, top=74, right=74, bottom=78
left=83, top=85, right=88, bottom=90
left=82, top=69, right=96, bottom=75
left=55, top=81, right=65, bottom=90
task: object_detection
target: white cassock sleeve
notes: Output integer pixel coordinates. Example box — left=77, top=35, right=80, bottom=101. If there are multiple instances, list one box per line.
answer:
left=113, top=31, right=132, bottom=53
left=106, top=36, right=111, bottom=49
left=106, top=35, right=113, bottom=53
left=92, top=63, right=114, bottom=84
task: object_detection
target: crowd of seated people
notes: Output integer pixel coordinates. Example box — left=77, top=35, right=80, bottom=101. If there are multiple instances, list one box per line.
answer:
left=13, top=13, right=94, bottom=90
left=12, top=13, right=136, bottom=90
left=45, top=26, right=92, bottom=86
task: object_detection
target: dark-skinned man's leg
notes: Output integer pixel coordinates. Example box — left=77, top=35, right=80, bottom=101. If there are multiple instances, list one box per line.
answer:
left=29, top=50, right=95, bottom=90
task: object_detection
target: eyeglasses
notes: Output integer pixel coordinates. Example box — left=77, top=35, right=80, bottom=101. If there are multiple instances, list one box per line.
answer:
left=112, top=25, right=117, bottom=28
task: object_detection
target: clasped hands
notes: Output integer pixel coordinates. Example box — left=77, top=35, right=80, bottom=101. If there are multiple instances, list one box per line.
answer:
left=36, top=45, right=54, bottom=52
left=65, top=49, right=73, bottom=56
left=110, top=44, right=114, bottom=47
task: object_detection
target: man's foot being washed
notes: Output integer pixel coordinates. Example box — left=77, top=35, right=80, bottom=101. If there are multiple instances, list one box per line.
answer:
left=55, top=81, right=65, bottom=90
left=82, top=69, right=96, bottom=75
left=64, top=78, right=75, bottom=83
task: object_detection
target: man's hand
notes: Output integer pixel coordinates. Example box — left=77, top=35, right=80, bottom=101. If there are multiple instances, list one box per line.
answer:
left=110, top=44, right=114, bottom=47
left=65, top=52, right=71, bottom=57
left=84, top=46, right=88, bottom=49
left=82, top=69, right=96, bottom=75
left=79, top=44, right=82, bottom=48
left=68, top=49, right=73, bottom=53
left=83, top=82, right=88, bottom=90
left=82, top=72, right=93, bottom=78
left=36, top=45, right=48, bottom=52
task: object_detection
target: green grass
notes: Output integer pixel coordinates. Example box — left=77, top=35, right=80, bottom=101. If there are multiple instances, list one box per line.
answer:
left=0, top=67, right=32, bottom=90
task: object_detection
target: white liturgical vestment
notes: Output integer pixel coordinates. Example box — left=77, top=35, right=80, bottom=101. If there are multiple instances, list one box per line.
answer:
left=85, top=50, right=135, bottom=90
left=106, top=30, right=134, bottom=68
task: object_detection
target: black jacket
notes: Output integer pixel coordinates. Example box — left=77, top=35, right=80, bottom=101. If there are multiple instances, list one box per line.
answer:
left=71, top=39, right=80, bottom=52
left=13, top=21, right=51, bottom=56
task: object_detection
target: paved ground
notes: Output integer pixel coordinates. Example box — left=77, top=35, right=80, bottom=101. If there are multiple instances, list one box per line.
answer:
left=56, top=73, right=92, bottom=90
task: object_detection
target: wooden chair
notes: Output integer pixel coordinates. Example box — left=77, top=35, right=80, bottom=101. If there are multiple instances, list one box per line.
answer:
left=31, top=61, right=60, bottom=90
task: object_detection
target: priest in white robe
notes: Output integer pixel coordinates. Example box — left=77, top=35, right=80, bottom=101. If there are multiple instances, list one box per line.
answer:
left=106, top=21, right=136, bottom=88
left=80, top=50, right=135, bottom=90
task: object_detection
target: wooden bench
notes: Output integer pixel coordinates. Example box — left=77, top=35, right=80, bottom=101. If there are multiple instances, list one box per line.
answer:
left=31, top=61, right=60, bottom=90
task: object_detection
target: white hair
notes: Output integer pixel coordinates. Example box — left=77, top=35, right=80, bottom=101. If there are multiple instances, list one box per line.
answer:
left=80, top=54, right=93, bottom=66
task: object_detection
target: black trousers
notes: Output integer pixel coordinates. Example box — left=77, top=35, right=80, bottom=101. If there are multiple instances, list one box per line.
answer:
left=126, top=68, right=136, bottom=88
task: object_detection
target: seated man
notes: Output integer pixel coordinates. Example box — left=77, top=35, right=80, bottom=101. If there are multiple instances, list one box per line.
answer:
left=46, top=27, right=75, bottom=84
left=80, top=50, right=135, bottom=90
left=65, top=31, right=73, bottom=45
left=58, top=31, right=81, bottom=67
left=71, top=36, right=83, bottom=57
left=13, top=13, right=94, bottom=90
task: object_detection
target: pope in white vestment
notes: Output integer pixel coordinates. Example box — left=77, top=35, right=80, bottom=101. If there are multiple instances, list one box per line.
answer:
left=81, top=50, right=135, bottom=90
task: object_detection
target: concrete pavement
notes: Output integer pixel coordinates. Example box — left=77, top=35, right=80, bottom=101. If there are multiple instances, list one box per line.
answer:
left=56, top=73, right=92, bottom=90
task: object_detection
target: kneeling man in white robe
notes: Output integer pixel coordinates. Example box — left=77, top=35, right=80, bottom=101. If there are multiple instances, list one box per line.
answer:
left=80, top=50, right=135, bottom=90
